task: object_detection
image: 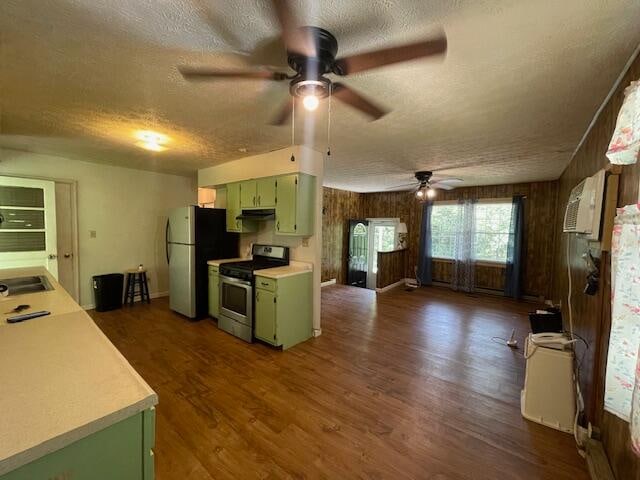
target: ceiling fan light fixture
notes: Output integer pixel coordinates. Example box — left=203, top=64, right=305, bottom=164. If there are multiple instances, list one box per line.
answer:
left=302, top=94, right=319, bottom=111
left=416, top=189, right=425, bottom=199
left=426, top=187, right=436, bottom=199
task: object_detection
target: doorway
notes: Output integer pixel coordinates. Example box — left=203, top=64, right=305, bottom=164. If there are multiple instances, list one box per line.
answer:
left=366, top=219, right=399, bottom=289
left=347, top=218, right=399, bottom=290
left=0, top=175, right=79, bottom=301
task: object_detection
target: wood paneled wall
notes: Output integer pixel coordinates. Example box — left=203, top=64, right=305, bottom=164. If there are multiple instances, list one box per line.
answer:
left=357, top=181, right=558, bottom=298
left=321, top=187, right=362, bottom=284
left=376, top=249, right=407, bottom=289
left=551, top=55, right=640, bottom=480
left=322, top=182, right=557, bottom=298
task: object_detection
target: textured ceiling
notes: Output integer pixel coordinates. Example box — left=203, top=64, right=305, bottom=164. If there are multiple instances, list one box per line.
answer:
left=1, top=1, right=639, bottom=191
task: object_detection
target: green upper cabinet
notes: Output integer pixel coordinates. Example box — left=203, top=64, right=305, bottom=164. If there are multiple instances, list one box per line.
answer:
left=275, top=173, right=315, bottom=236
left=226, top=183, right=256, bottom=233
left=240, top=180, right=257, bottom=208
left=256, top=177, right=277, bottom=208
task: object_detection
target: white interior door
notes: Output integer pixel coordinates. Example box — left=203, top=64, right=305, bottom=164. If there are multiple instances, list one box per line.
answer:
left=366, top=219, right=399, bottom=289
left=0, top=176, right=58, bottom=278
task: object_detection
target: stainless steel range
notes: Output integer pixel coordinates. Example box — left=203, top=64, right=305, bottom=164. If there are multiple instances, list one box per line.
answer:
left=218, top=244, right=289, bottom=342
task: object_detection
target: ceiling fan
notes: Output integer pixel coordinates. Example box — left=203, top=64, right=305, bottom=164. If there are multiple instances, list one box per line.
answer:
left=387, top=171, right=462, bottom=199
left=178, top=0, right=447, bottom=124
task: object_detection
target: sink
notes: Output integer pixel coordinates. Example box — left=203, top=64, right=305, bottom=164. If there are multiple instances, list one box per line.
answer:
left=0, top=275, right=53, bottom=296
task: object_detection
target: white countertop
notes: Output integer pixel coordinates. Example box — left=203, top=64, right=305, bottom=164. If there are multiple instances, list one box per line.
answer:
left=254, top=261, right=313, bottom=279
left=207, top=257, right=248, bottom=267
left=0, top=267, right=157, bottom=475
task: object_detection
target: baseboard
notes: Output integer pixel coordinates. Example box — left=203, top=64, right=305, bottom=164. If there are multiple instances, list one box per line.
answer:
left=321, top=279, right=337, bottom=287
left=376, top=278, right=410, bottom=293
left=585, top=439, right=615, bottom=480
left=82, top=291, right=168, bottom=311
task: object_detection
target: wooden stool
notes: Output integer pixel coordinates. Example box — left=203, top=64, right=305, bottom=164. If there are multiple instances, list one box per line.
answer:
left=124, top=268, right=150, bottom=306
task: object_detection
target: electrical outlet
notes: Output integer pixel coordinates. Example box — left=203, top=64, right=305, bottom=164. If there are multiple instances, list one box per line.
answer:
left=302, top=237, right=309, bottom=247
left=89, top=230, right=96, bottom=238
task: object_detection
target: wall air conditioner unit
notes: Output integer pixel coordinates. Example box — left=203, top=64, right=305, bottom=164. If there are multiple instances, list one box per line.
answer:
left=563, top=169, right=606, bottom=240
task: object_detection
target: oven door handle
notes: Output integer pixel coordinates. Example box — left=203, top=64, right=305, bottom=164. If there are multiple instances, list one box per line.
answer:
left=219, top=275, right=252, bottom=287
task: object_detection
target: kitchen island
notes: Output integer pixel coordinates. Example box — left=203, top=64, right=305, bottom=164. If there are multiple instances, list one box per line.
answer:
left=0, top=267, right=157, bottom=479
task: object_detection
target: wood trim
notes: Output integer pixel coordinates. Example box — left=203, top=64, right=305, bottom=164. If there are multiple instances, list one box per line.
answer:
left=600, top=174, right=619, bottom=252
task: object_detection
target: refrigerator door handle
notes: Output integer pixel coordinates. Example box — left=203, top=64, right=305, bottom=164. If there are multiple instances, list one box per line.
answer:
left=166, top=219, right=171, bottom=264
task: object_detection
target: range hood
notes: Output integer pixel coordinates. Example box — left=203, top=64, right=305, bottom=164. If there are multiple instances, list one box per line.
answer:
left=235, top=209, right=275, bottom=221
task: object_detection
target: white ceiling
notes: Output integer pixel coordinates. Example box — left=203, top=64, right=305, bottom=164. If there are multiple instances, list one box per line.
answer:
left=1, top=0, right=639, bottom=191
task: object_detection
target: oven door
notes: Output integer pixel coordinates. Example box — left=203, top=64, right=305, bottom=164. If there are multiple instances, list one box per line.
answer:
left=219, top=275, right=252, bottom=326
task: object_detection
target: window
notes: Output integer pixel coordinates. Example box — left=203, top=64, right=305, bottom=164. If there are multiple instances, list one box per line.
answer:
left=430, top=201, right=514, bottom=263
left=473, top=202, right=513, bottom=262
left=430, top=204, right=461, bottom=259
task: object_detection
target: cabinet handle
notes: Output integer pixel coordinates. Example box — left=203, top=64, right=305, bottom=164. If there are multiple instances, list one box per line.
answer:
left=256, top=291, right=260, bottom=301
left=261, top=282, right=269, bottom=287
left=236, top=220, right=240, bottom=229
left=253, top=196, right=256, bottom=206
left=258, top=195, right=261, bottom=205
left=277, top=221, right=280, bottom=231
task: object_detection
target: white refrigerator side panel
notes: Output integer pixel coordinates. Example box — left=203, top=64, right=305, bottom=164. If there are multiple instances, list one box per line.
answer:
left=169, top=243, right=196, bottom=317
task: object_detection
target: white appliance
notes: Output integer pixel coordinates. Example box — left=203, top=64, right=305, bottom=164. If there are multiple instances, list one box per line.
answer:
left=563, top=169, right=606, bottom=240
left=521, top=334, right=576, bottom=434
left=166, top=206, right=238, bottom=318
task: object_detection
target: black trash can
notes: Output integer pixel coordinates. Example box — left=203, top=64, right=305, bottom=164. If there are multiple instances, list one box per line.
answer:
left=93, top=273, right=124, bottom=312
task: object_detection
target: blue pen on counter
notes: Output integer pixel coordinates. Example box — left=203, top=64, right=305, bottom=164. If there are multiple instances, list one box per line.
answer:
left=6, top=311, right=51, bottom=324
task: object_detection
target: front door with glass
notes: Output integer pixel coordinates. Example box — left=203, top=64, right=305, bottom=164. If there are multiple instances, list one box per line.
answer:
left=347, top=220, right=369, bottom=288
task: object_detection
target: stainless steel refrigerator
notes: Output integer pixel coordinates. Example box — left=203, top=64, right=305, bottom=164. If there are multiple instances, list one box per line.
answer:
left=166, top=206, right=238, bottom=318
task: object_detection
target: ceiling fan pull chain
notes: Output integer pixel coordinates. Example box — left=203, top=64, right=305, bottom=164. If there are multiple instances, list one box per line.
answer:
left=291, top=98, right=296, bottom=147
left=327, top=83, right=332, bottom=156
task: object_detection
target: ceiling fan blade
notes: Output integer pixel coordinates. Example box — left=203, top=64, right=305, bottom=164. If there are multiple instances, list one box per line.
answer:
left=269, top=0, right=316, bottom=57
left=431, top=182, right=455, bottom=190
left=332, top=82, right=388, bottom=120
left=270, top=97, right=295, bottom=125
left=385, top=182, right=418, bottom=190
left=179, top=66, right=288, bottom=81
left=431, top=177, right=463, bottom=184
left=333, top=34, right=447, bottom=76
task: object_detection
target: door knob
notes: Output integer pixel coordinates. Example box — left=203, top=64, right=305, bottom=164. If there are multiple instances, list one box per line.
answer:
left=64, top=253, right=73, bottom=258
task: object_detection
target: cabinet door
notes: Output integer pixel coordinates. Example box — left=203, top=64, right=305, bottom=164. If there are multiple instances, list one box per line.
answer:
left=256, top=177, right=277, bottom=208
left=208, top=270, right=219, bottom=317
left=226, top=183, right=241, bottom=232
left=255, top=289, right=278, bottom=345
left=275, top=174, right=297, bottom=234
left=240, top=180, right=257, bottom=208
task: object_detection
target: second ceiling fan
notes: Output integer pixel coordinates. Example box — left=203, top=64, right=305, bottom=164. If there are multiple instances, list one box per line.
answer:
left=179, top=0, right=447, bottom=124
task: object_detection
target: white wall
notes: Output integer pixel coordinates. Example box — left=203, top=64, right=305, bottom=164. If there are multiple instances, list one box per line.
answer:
left=199, top=146, right=324, bottom=335
left=0, top=150, right=197, bottom=307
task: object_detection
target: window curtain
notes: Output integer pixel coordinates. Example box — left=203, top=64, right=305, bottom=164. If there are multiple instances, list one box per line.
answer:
left=417, top=201, right=433, bottom=286
left=451, top=199, right=476, bottom=292
left=605, top=204, right=640, bottom=455
left=504, top=195, right=525, bottom=299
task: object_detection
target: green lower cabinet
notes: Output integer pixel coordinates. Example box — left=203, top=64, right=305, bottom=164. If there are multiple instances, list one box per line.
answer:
left=208, top=266, right=219, bottom=318
left=255, top=289, right=277, bottom=344
left=254, top=272, right=312, bottom=350
left=1, top=408, right=156, bottom=480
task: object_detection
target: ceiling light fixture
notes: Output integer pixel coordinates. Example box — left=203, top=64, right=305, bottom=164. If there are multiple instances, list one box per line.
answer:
left=134, top=130, right=170, bottom=152
left=416, top=189, right=425, bottom=199
left=426, top=187, right=436, bottom=199
left=302, top=94, right=319, bottom=111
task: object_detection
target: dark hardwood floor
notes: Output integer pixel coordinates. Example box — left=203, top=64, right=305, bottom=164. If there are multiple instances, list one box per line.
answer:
left=90, top=285, right=589, bottom=480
